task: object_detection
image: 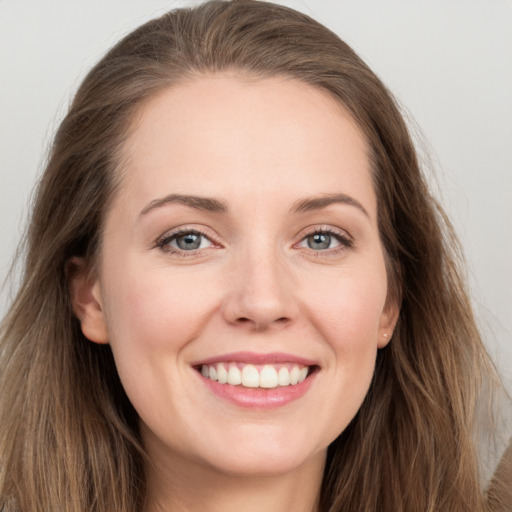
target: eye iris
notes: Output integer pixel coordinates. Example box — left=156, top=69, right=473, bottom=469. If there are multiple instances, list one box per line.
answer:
left=176, top=233, right=201, bottom=250
left=307, top=233, right=331, bottom=250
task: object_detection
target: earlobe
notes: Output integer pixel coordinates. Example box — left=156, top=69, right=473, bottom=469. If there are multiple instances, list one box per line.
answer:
left=377, top=300, right=400, bottom=349
left=67, top=257, right=109, bottom=344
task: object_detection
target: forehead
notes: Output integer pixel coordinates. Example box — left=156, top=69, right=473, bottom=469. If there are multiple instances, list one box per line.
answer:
left=115, top=74, right=375, bottom=217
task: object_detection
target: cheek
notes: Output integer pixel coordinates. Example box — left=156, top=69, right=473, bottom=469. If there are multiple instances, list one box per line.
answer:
left=306, top=267, right=388, bottom=350
left=302, top=267, right=386, bottom=429
left=99, top=264, right=219, bottom=418
left=102, top=264, right=217, bottom=353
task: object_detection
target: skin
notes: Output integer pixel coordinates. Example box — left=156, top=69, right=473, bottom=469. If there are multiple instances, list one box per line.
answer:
left=71, top=75, right=398, bottom=512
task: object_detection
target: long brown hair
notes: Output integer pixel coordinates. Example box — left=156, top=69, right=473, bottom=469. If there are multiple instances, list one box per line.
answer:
left=0, top=1, right=504, bottom=510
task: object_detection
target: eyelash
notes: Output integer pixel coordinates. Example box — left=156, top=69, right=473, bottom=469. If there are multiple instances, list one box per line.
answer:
left=296, top=226, right=354, bottom=255
left=155, top=228, right=219, bottom=257
left=155, top=226, right=353, bottom=256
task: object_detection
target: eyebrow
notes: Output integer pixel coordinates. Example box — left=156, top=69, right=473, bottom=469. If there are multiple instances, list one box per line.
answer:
left=139, top=194, right=228, bottom=217
left=139, top=192, right=369, bottom=219
left=291, top=193, right=370, bottom=218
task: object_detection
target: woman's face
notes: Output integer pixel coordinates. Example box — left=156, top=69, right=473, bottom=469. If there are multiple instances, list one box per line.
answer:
left=75, top=75, right=397, bottom=478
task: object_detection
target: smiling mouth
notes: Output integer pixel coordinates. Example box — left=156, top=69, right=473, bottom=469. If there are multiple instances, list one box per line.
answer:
left=196, top=362, right=318, bottom=390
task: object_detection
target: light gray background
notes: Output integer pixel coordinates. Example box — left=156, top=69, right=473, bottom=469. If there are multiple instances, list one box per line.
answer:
left=1, top=1, right=511, bottom=393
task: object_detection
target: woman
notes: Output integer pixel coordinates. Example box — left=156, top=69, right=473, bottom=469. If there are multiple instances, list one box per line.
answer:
left=0, top=1, right=508, bottom=511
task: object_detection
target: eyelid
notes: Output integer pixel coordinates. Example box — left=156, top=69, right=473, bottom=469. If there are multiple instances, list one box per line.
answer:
left=154, top=224, right=353, bottom=256
left=155, top=225, right=222, bottom=254
left=294, top=225, right=354, bottom=252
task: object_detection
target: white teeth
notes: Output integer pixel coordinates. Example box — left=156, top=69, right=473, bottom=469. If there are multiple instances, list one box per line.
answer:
left=241, top=364, right=260, bottom=388
left=227, top=365, right=242, bottom=385
left=290, top=365, right=300, bottom=385
left=259, top=365, right=278, bottom=388
left=200, top=362, right=311, bottom=389
left=217, top=363, right=228, bottom=384
left=278, top=366, right=291, bottom=386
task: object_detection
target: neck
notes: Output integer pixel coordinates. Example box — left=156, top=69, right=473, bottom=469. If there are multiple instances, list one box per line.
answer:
left=144, top=449, right=326, bottom=512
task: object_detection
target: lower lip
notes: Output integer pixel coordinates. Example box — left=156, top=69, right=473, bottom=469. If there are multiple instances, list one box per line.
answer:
left=198, top=371, right=317, bottom=409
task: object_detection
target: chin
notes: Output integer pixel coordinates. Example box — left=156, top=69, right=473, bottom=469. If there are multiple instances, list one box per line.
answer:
left=195, top=427, right=327, bottom=478
left=206, top=450, right=321, bottom=478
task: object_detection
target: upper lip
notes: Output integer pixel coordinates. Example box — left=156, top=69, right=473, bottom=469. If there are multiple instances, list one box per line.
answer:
left=191, top=351, right=318, bottom=367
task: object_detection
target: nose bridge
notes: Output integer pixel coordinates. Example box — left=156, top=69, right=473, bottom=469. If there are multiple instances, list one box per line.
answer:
left=222, top=236, right=297, bottom=329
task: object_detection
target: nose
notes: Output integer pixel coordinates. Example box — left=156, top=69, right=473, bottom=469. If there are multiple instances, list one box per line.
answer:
left=221, top=248, right=298, bottom=331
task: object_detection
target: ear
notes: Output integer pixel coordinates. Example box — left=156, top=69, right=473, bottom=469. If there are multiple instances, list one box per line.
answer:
left=377, top=298, right=400, bottom=349
left=67, top=256, right=108, bottom=344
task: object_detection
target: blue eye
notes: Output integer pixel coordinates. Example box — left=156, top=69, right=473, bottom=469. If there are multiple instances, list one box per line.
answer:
left=297, top=229, right=352, bottom=251
left=174, top=232, right=204, bottom=250
left=306, top=233, right=337, bottom=250
left=158, top=230, right=214, bottom=252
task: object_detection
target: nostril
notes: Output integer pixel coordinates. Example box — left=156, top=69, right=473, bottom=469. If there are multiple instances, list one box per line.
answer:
left=234, top=315, right=291, bottom=330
